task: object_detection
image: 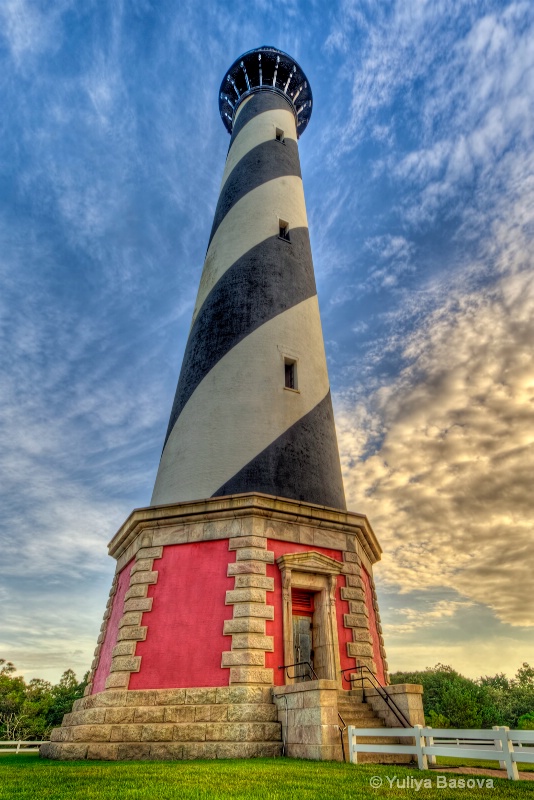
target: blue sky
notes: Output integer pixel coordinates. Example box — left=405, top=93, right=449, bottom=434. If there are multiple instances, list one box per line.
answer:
left=1, top=0, right=533, bottom=684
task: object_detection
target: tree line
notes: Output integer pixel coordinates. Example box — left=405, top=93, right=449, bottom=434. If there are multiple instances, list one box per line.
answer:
left=0, top=659, right=87, bottom=740
left=391, top=662, right=534, bottom=730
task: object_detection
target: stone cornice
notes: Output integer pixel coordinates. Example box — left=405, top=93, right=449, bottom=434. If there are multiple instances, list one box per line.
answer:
left=108, top=493, right=381, bottom=564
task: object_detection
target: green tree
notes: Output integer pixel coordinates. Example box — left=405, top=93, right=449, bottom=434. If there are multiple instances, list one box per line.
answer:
left=22, top=679, right=54, bottom=739
left=518, top=712, right=534, bottom=730
left=390, top=663, right=504, bottom=729
left=515, top=663, right=534, bottom=687
left=0, top=660, right=88, bottom=740
left=480, top=663, right=534, bottom=728
left=0, top=659, right=28, bottom=739
left=46, top=669, right=88, bottom=731
left=391, top=662, right=534, bottom=729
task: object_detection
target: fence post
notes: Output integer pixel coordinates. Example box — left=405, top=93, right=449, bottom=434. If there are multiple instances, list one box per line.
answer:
left=348, top=726, right=358, bottom=764
left=492, top=725, right=506, bottom=770
left=15, top=741, right=21, bottom=754
left=424, top=726, right=436, bottom=766
left=497, top=727, right=518, bottom=781
left=414, top=724, right=428, bottom=770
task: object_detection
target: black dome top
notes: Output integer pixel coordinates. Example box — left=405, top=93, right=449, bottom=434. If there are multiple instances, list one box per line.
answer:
left=219, top=46, right=313, bottom=137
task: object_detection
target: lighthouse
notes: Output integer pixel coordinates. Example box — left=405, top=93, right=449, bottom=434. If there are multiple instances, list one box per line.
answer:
left=43, top=47, right=423, bottom=763
left=151, top=47, right=345, bottom=511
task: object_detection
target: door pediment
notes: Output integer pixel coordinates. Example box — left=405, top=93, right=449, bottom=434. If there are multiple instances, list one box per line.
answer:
left=276, top=551, right=342, bottom=576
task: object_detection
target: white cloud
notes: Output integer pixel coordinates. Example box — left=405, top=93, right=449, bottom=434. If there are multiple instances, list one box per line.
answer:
left=329, top=6, right=534, bottom=645
left=337, top=257, right=534, bottom=626
left=383, top=599, right=474, bottom=635
left=0, top=0, right=66, bottom=64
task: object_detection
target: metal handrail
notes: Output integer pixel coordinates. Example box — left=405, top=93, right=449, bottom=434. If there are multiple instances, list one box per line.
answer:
left=278, top=661, right=318, bottom=681
left=272, top=693, right=288, bottom=756
left=341, top=665, right=411, bottom=728
left=338, top=712, right=347, bottom=762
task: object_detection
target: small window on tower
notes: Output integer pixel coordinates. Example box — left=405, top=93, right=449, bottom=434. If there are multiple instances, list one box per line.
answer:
left=275, top=128, right=285, bottom=143
left=284, top=358, right=298, bottom=390
left=279, top=219, right=290, bottom=242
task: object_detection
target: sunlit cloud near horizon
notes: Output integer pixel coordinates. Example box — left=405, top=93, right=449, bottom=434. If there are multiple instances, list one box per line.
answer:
left=0, top=0, right=532, bottom=684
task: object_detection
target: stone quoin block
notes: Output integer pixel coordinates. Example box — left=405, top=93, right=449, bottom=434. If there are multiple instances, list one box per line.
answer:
left=230, top=633, right=274, bottom=651
left=223, top=617, right=267, bottom=635
left=229, top=667, right=274, bottom=685
left=227, top=560, right=267, bottom=576
left=343, top=613, right=370, bottom=629
left=235, top=548, right=275, bottom=563
left=112, top=641, right=137, bottom=658
left=129, top=570, right=158, bottom=586
left=228, top=536, right=267, bottom=550
left=232, top=603, right=275, bottom=619
left=233, top=574, right=274, bottom=590
left=123, top=597, right=153, bottom=613
left=130, top=559, right=154, bottom=574
left=124, top=584, right=150, bottom=601
left=225, top=588, right=267, bottom=605
left=221, top=650, right=265, bottom=667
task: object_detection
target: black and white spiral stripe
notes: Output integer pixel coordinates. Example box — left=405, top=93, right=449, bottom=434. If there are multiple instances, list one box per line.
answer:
left=151, top=92, right=346, bottom=510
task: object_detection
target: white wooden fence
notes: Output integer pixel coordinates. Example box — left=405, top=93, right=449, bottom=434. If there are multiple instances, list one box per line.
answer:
left=348, top=725, right=534, bottom=780
left=0, top=740, right=45, bottom=753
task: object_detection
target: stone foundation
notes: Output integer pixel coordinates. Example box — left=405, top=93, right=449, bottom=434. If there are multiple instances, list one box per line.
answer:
left=273, top=680, right=343, bottom=761
left=40, top=687, right=282, bottom=761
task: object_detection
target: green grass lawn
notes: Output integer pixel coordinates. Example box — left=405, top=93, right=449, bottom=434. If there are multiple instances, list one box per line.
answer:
left=0, top=754, right=533, bottom=800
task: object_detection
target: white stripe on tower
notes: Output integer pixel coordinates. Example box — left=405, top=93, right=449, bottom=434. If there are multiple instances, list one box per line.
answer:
left=151, top=49, right=346, bottom=510
left=191, top=175, right=308, bottom=326
left=219, top=105, right=297, bottom=194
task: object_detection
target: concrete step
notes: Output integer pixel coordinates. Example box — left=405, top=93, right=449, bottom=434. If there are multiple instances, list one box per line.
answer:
left=339, top=718, right=391, bottom=729
left=41, top=740, right=284, bottom=761
left=46, top=688, right=284, bottom=761
left=337, top=690, right=413, bottom=765
left=337, top=708, right=379, bottom=718
left=52, top=719, right=282, bottom=744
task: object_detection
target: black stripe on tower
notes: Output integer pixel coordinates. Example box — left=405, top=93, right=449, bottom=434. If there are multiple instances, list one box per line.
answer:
left=163, top=227, right=316, bottom=449
left=213, top=391, right=346, bottom=510
left=207, top=138, right=301, bottom=248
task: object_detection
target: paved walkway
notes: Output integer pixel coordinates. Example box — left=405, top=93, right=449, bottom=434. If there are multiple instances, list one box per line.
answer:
left=430, top=765, right=534, bottom=781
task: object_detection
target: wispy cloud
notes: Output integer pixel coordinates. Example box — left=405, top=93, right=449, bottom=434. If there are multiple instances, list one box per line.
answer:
left=337, top=254, right=534, bottom=625
left=383, top=599, right=474, bottom=636
left=0, top=0, right=69, bottom=66
left=327, top=6, right=534, bottom=648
